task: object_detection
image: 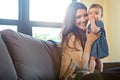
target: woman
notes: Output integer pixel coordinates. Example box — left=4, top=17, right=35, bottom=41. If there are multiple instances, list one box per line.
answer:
left=59, top=2, right=101, bottom=80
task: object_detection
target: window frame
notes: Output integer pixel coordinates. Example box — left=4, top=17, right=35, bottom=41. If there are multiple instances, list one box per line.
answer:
left=0, top=0, right=75, bottom=36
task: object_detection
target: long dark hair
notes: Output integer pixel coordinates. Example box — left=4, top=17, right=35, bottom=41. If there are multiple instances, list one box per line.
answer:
left=61, top=2, right=87, bottom=50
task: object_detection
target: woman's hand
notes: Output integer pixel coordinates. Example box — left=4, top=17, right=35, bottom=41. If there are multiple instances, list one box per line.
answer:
left=86, top=30, right=101, bottom=45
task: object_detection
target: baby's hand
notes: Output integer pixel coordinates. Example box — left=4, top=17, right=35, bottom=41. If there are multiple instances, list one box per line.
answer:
left=89, top=17, right=95, bottom=23
left=89, top=17, right=100, bottom=33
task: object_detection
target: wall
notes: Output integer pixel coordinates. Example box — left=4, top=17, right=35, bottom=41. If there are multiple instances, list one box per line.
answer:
left=106, top=0, right=120, bottom=61
left=81, top=0, right=103, bottom=8
left=81, top=0, right=120, bottom=62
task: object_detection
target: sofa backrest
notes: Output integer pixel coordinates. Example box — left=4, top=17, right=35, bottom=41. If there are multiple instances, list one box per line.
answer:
left=1, top=29, right=62, bottom=80
left=0, top=33, right=17, bottom=80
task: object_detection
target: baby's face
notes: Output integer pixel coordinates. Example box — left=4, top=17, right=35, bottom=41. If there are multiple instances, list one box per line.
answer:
left=88, top=7, right=102, bottom=20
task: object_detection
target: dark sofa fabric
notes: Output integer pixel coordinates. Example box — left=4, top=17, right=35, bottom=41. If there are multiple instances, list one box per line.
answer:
left=0, top=33, right=17, bottom=80
left=81, top=67, right=120, bottom=80
left=101, top=67, right=120, bottom=80
left=1, top=29, right=61, bottom=80
left=103, top=62, right=120, bottom=70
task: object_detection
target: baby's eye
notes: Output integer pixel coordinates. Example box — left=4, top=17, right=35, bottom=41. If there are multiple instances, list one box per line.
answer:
left=88, top=12, right=92, bottom=15
left=95, top=13, right=99, bottom=15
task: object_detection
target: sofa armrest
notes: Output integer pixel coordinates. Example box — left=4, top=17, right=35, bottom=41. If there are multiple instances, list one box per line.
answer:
left=103, top=62, right=120, bottom=70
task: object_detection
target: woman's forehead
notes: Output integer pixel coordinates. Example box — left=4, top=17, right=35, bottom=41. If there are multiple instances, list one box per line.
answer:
left=76, top=9, right=87, bottom=15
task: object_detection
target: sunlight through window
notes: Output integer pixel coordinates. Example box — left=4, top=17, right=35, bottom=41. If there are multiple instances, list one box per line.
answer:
left=30, top=0, right=71, bottom=22
left=32, top=27, right=61, bottom=41
left=0, top=0, right=18, bottom=19
left=0, top=25, right=17, bottom=31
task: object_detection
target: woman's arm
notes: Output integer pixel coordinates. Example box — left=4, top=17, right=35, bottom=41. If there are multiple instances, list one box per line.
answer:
left=62, top=31, right=101, bottom=69
left=81, top=31, right=101, bottom=67
left=60, top=31, right=101, bottom=77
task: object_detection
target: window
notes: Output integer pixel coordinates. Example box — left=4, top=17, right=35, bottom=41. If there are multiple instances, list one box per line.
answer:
left=0, top=0, right=77, bottom=40
left=30, top=0, right=71, bottom=22
left=30, top=0, right=71, bottom=41
left=0, top=25, right=17, bottom=31
left=0, top=0, right=18, bottom=31
left=0, top=0, right=18, bottom=20
left=32, top=27, right=61, bottom=41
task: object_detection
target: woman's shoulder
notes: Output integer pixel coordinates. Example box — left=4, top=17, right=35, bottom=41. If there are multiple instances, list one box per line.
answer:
left=67, top=33, right=76, bottom=42
left=68, top=33, right=76, bottom=38
left=67, top=33, right=81, bottom=45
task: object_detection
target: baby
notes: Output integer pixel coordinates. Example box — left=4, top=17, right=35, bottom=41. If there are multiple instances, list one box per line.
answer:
left=87, top=4, right=109, bottom=73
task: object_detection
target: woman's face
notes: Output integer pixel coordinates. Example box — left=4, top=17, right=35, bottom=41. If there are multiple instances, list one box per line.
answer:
left=75, top=9, right=88, bottom=30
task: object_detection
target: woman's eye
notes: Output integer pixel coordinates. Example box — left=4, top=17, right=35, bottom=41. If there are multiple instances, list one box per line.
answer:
left=76, top=16, right=81, bottom=19
left=89, top=12, right=92, bottom=15
left=84, top=14, right=88, bottom=17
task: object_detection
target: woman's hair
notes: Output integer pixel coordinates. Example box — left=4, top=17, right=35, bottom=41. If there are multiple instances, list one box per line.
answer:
left=89, top=4, right=103, bottom=17
left=61, top=2, right=87, bottom=50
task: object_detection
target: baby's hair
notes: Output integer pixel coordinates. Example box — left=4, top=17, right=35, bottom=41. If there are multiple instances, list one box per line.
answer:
left=89, top=4, right=103, bottom=16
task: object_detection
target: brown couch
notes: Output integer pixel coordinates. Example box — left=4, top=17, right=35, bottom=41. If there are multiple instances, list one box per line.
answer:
left=0, top=29, right=120, bottom=80
left=0, top=29, right=62, bottom=80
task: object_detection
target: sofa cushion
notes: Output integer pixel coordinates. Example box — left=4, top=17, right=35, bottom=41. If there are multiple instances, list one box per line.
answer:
left=1, top=29, right=61, bottom=80
left=0, top=33, right=17, bottom=80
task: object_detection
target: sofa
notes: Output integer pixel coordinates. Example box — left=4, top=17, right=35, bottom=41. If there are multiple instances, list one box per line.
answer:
left=0, top=29, right=120, bottom=80
left=0, top=29, right=62, bottom=80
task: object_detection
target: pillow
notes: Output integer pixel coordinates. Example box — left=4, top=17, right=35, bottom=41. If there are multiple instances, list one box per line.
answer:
left=0, top=33, right=17, bottom=80
left=1, top=29, right=61, bottom=80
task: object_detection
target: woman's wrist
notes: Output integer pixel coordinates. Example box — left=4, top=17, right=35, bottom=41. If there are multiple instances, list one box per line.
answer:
left=86, top=40, right=93, bottom=46
left=84, top=41, right=93, bottom=54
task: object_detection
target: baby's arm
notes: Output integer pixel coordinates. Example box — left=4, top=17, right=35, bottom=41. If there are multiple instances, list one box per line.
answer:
left=89, top=18, right=101, bottom=33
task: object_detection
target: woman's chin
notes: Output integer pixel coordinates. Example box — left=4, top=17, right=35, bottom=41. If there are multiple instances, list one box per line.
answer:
left=80, top=27, right=86, bottom=31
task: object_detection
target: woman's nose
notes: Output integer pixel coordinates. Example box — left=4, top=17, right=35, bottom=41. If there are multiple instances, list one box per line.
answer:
left=81, top=16, right=86, bottom=21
